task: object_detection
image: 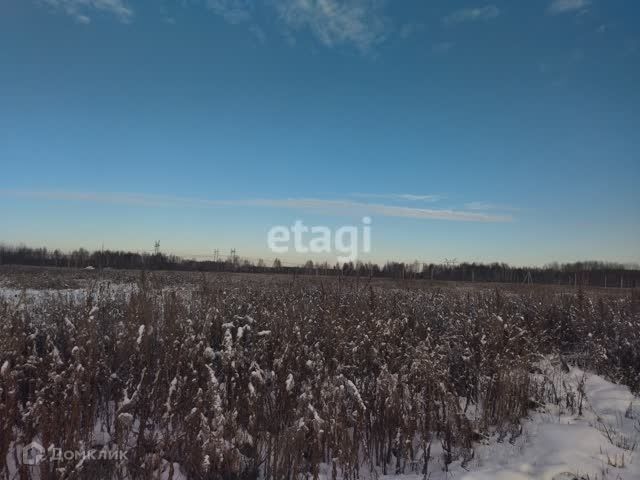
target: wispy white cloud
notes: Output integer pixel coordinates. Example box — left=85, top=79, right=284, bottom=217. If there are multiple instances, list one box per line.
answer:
left=201, top=0, right=389, bottom=51
left=263, top=199, right=511, bottom=222
left=37, top=0, right=389, bottom=52
left=443, top=5, right=500, bottom=25
left=76, top=13, right=91, bottom=24
left=350, top=193, right=444, bottom=202
left=0, top=190, right=512, bottom=222
left=464, top=201, right=519, bottom=212
left=205, top=0, right=251, bottom=24
left=203, top=1, right=266, bottom=43
left=547, top=0, right=590, bottom=15
left=40, top=0, right=134, bottom=23
left=274, top=0, right=389, bottom=52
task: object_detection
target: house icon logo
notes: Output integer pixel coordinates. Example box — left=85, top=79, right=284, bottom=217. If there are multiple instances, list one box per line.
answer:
left=22, top=441, right=45, bottom=466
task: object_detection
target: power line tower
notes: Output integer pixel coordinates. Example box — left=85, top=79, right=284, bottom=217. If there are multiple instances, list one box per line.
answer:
left=154, top=241, right=161, bottom=255
left=213, top=249, right=220, bottom=262
left=229, top=248, right=237, bottom=266
left=443, top=258, right=457, bottom=268
left=442, top=258, right=457, bottom=281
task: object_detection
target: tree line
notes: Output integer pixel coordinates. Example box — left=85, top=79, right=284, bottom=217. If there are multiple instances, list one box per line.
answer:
left=0, top=244, right=638, bottom=288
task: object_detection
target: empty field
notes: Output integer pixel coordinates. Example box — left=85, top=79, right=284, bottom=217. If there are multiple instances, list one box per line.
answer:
left=1, top=269, right=638, bottom=479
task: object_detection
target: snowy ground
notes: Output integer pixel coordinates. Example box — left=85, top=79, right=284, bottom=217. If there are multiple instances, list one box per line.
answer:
left=116, top=361, right=640, bottom=480
left=365, top=361, right=639, bottom=480
left=456, top=367, right=639, bottom=480
left=2, top=284, right=638, bottom=479
left=6, top=360, right=637, bottom=480
left=0, top=282, right=175, bottom=304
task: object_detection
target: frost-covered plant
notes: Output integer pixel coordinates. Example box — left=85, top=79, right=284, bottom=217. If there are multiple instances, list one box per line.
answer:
left=0, top=274, right=638, bottom=479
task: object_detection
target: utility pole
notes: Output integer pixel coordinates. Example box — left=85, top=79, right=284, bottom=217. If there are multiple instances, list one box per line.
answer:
left=443, top=258, right=457, bottom=281
left=443, top=258, right=457, bottom=268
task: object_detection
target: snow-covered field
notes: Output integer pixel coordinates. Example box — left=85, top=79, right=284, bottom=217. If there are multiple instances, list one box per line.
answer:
left=1, top=274, right=638, bottom=479
left=8, top=359, right=636, bottom=480
left=456, top=363, right=639, bottom=480
left=309, top=359, right=640, bottom=480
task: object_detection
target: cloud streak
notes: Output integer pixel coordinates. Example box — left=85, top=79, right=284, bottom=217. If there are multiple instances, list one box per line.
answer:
left=350, top=193, right=444, bottom=202
left=40, top=0, right=134, bottom=23
left=37, top=0, right=388, bottom=52
left=464, top=201, right=519, bottom=212
left=547, top=0, right=590, bottom=15
left=443, top=5, right=500, bottom=25
left=206, top=0, right=251, bottom=24
left=274, top=0, right=388, bottom=52
left=0, top=190, right=512, bottom=222
left=201, top=0, right=389, bottom=52
left=272, top=199, right=511, bottom=222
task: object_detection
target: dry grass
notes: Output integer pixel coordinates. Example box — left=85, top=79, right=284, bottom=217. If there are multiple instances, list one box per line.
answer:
left=0, top=273, right=638, bottom=479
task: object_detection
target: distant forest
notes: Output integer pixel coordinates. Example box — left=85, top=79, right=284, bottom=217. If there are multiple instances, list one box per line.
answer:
left=1, top=244, right=638, bottom=288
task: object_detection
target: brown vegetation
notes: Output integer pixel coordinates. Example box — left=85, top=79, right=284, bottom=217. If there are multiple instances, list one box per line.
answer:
left=0, top=274, right=638, bottom=479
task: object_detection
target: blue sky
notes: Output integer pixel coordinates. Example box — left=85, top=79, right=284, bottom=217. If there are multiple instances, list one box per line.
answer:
left=1, top=0, right=639, bottom=266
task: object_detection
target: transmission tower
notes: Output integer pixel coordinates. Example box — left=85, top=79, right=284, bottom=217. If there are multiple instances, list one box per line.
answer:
left=154, top=241, right=161, bottom=255
left=443, top=258, right=457, bottom=268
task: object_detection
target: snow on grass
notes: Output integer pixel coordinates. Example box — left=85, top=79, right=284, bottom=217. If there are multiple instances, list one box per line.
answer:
left=317, top=362, right=639, bottom=480
left=3, top=361, right=637, bottom=479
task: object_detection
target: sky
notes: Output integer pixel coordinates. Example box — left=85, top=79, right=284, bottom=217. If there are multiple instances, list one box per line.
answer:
left=1, top=0, right=639, bottom=266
